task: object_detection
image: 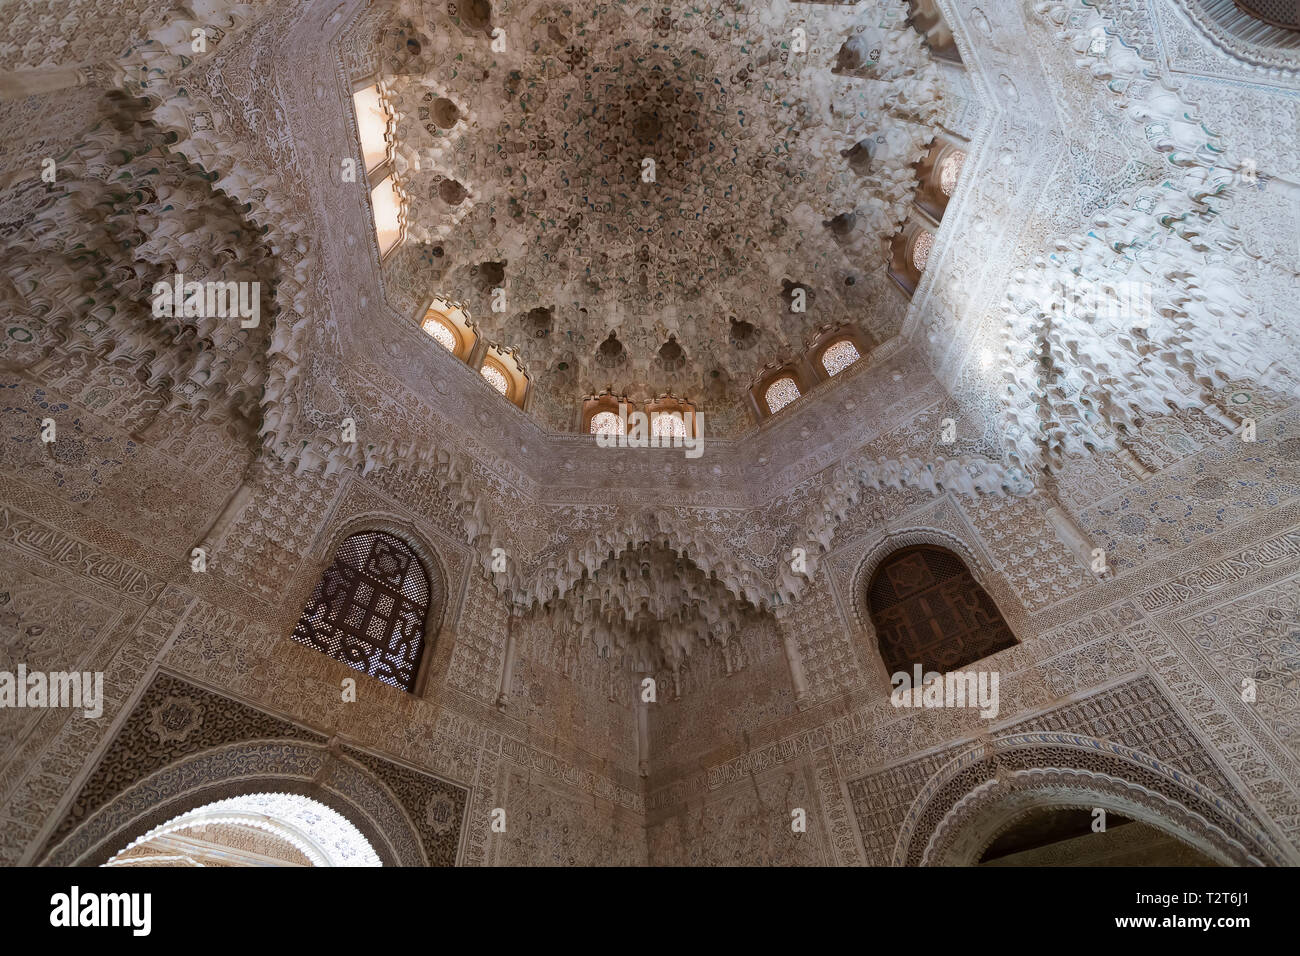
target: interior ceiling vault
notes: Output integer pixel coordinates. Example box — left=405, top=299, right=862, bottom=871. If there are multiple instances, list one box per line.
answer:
left=380, top=0, right=949, bottom=408
left=3, top=0, right=1300, bottom=872
left=1, top=0, right=1295, bottom=681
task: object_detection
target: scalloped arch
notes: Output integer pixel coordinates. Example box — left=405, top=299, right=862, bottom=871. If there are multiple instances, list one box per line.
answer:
left=41, top=740, right=426, bottom=867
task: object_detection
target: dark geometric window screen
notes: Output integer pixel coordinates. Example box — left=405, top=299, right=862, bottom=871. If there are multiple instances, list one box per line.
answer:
left=292, top=531, right=430, bottom=692
left=867, top=545, right=1016, bottom=675
left=1234, top=0, right=1300, bottom=32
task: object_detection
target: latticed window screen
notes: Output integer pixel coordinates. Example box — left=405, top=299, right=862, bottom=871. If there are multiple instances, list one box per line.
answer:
left=292, top=531, right=431, bottom=691
left=1234, top=0, right=1300, bottom=31
left=867, top=545, right=1016, bottom=675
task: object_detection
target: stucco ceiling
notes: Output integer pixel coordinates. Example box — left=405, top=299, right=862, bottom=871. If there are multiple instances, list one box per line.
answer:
left=376, top=0, right=954, bottom=417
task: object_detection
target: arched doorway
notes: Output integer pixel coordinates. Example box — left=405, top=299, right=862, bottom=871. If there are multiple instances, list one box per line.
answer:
left=975, top=805, right=1220, bottom=866
left=104, top=792, right=382, bottom=867
left=893, top=732, right=1284, bottom=866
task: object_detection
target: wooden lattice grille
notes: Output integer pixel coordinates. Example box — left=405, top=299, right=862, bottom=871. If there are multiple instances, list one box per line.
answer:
left=867, top=545, right=1016, bottom=675
left=292, top=531, right=430, bottom=691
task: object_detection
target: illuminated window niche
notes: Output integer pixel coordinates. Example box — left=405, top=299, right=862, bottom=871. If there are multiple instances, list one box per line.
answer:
left=807, top=325, right=871, bottom=383
left=583, top=392, right=628, bottom=435
left=421, top=313, right=458, bottom=353
left=590, top=410, right=623, bottom=436
left=885, top=136, right=967, bottom=298
left=749, top=363, right=810, bottom=422
left=939, top=150, right=966, bottom=197
left=370, top=174, right=404, bottom=258
left=914, top=137, right=968, bottom=222
left=764, top=377, right=800, bottom=413
left=352, top=85, right=391, bottom=175
left=418, top=298, right=476, bottom=360
left=820, top=339, right=862, bottom=377
left=351, top=82, right=405, bottom=259
left=479, top=346, right=529, bottom=408
left=646, top=394, right=700, bottom=440
left=911, top=230, right=935, bottom=271
left=581, top=393, right=700, bottom=440
left=887, top=221, right=933, bottom=299
left=742, top=326, right=872, bottom=424
left=481, top=362, right=509, bottom=394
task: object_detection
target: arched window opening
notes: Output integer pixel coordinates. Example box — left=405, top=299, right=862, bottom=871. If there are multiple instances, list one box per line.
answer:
left=421, top=312, right=458, bottom=352
left=820, top=339, right=861, bottom=377
left=889, top=135, right=965, bottom=297
left=582, top=391, right=626, bottom=434
left=480, top=361, right=509, bottom=395
left=590, top=410, right=623, bottom=435
left=911, top=231, right=935, bottom=272
left=645, top=394, right=699, bottom=439
left=105, top=792, right=381, bottom=867
left=939, top=150, right=966, bottom=197
left=292, top=531, right=431, bottom=692
left=914, top=139, right=965, bottom=216
left=867, top=545, right=1016, bottom=676
left=478, top=345, right=530, bottom=407
left=418, top=297, right=476, bottom=361
left=764, top=376, right=801, bottom=414
left=652, top=410, right=687, bottom=439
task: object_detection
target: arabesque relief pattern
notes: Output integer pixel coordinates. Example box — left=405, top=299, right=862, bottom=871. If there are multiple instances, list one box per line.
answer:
left=0, top=0, right=1296, bottom=866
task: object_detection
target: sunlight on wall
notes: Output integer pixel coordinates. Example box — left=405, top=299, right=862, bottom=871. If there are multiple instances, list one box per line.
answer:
left=353, top=86, right=389, bottom=173
left=372, top=175, right=402, bottom=255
